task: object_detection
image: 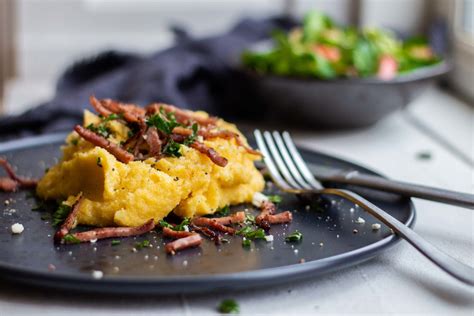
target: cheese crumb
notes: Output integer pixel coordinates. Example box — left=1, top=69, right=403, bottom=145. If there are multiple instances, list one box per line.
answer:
left=90, top=239, right=98, bottom=243
left=92, top=270, right=103, bottom=279
left=355, top=217, right=366, bottom=224
left=252, top=192, right=268, bottom=207
left=372, top=223, right=381, bottom=230
left=11, top=223, right=24, bottom=234
left=264, top=235, right=274, bottom=242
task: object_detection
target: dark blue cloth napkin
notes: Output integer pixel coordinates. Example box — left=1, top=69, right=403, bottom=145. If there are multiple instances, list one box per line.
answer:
left=0, top=17, right=295, bottom=140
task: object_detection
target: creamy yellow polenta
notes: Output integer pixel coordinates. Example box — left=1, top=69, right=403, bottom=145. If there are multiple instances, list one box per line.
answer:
left=36, top=110, right=264, bottom=227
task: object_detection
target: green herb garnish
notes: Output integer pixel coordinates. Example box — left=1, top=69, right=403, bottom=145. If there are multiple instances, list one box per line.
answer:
left=86, top=123, right=112, bottom=139
left=70, top=138, right=79, bottom=146
left=111, top=240, right=121, bottom=246
left=215, top=205, right=230, bottom=216
left=159, top=220, right=174, bottom=229
left=174, top=218, right=191, bottom=231
left=163, top=139, right=182, bottom=157
left=267, top=195, right=282, bottom=203
left=146, top=107, right=181, bottom=135
left=244, top=214, right=255, bottom=224
left=236, top=226, right=253, bottom=236
left=242, top=238, right=251, bottom=247
left=52, top=203, right=72, bottom=227
left=184, top=123, right=199, bottom=145
left=285, top=230, right=303, bottom=242
left=63, top=234, right=81, bottom=244
left=135, top=240, right=150, bottom=250
left=218, top=299, right=240, bottom=314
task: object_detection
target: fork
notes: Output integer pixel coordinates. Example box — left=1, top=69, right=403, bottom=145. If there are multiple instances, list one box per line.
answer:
left=254, top=130, right=474, bottom=286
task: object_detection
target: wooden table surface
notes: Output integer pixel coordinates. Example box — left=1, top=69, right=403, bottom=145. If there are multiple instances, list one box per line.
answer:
left=1, top=86, right=472, bottom=315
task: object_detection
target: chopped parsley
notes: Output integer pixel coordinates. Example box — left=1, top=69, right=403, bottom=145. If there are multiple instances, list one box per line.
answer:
left=96, top=157, right=103, bottom=167
left=218, top=299, right=239, bottom=314
left=146, top=108, right=181, bottom=135
left=174, top=218, right=191, bottom=231
left=135, top=240, right=151, bottom=250
left=162, top=139, right=182, bottom=157
left=237, top=227, right=266, bottom=247
left=285, top=230, right=303, bottom=242
left=70, top=138, right=79, bottom=146
left=101, top=113, right=123, bottom=123
left=159, top=218, right=190, bottom=231
left=215, top=205, right=230, bottom=216
left=244, top=214, right=255, bottom=224
left=242, top=238, right=251, bottom=247
left=159, top=220, right=174, bottom=229
left=86, top=123, right=112, bottom=139
left=267, top=195, right=282, bottom=203
left=63, top=234, right=81, bottom=244
left=52, top=203, right=72, bottom=227
left=184, top=123, right=198, bottom=145
left=111, top=240, right=121, bottom=246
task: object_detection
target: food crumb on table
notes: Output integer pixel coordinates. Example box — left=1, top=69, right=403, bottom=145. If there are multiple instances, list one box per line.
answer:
left=92, top=270, right=103, bottom=279
left=372, top=223, right=381, bottom=230
left=11, top=223, right=24, bottom=234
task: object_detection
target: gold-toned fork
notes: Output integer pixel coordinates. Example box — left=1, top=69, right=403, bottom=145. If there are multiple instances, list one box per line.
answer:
left=254, top=130, right=474, bottom=286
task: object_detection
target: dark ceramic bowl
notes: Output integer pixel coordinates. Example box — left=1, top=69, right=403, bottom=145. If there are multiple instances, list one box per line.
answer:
left=238, top=61, right=450, bottom=129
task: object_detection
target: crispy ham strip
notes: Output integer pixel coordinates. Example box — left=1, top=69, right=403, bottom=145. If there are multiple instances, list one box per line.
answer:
left=256, top=201, right=292, bottom=228
left=190, top=141, right=228, bottom=167
left=162, top=227, right=194, bottom=239
left=0, top=178, right=19, bottom=192
left=189, top=224, right=221, bottom=245
left=68, top=219, right=155, bottom=243
left=145, top=126, right=162, bottom=157
left=54, top=194, right=83, bottom=242
left=74, top=125, right=134, bottom=163
left=95, top=98, right=145, bottom=123
left=165, top=233, right=202, bottom=255
left=89, top=96, right=113, bottom=117
left=0, top=157, right=38, bottom=191
left=147, top=103, right=217, bottom=126
left=172, top=127, right=261, bottom=156
left=191, top=217, right=236, bottom=235
left=200, top=130, right=262, bottom=156
left=210, top=211, right=246, bottom=225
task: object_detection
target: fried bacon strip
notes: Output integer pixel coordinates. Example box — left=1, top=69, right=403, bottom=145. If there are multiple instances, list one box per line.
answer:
left=74, top=125, right=134, bottom=163
left=256, top=201, right=292, bottom=228
left=89, top=96, right=113, bottom=117
left=0, top=178, right=19, bottom=192
left=162, top=227, right=194, bottom=239
left=200, top=130, right=262, bottom=156
left=165, top=233, right=202, bottom=255
left=68, top=219, right=155, bottom=243
left=190, top=141, right=228, bottom=167
left=256, top=201, right=276, bottom=229
left=172, top=127, right=261, bottom=156
left=145, top=126, right=162, bottom=157
left=210, top=211, right=246, bottom=225
left=93, top=98, right=145, bottom=123
left=189, top=224, right=221, bottom=245
left=191, top=217, right=236, bottom=235
left=147, top=103, right=217, bottom=126
left=0, top=157, right=38, bottom=191
left=54, top=194, right=83, bottom=242
left=265, top=211, right=293, bottom=224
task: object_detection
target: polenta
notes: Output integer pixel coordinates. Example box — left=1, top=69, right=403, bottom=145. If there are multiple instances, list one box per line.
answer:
left=36, top=98, right=264, bottom=228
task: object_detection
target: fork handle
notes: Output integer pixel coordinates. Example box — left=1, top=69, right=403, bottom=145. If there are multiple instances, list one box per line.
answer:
left=321, top=188, right=474, bottom=286
left=318, top=172, right=474, bottom=209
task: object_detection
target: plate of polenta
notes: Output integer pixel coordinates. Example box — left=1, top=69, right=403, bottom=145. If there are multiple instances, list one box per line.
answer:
left=0, top=98, right=415, bottom=293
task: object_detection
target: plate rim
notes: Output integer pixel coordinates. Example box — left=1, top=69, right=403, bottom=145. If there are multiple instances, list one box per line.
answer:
left=0, top=133, right=416, bottom=293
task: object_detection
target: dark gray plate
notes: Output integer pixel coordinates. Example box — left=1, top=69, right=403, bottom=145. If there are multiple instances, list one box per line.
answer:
left=0, top=133, right=415, bottom=294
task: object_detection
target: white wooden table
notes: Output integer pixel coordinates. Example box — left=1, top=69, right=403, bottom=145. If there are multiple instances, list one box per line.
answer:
left=0, top=86, right=473, bottom=315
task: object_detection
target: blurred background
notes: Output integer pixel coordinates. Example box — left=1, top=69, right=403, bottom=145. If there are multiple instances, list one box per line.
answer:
left=0, top=0, right=472, bottom=116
